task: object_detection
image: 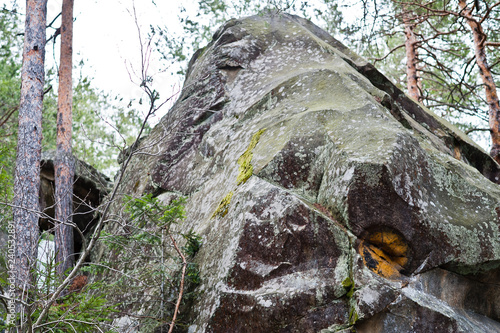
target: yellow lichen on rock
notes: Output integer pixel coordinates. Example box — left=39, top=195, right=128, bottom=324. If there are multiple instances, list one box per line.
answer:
left=211, top=191, right=234, bottom=219
left=237, top=128, right=266, bottom=185
left=211, top=129, right=266, bottom=219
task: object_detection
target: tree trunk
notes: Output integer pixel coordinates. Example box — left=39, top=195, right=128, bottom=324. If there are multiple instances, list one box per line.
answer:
left=54, top=0, right=75, bottom=279
left=403, top=10, right=422, bottom=102
left=459, top=0, right=500, bottom=163
left=12, top=0, right=47, bottom=312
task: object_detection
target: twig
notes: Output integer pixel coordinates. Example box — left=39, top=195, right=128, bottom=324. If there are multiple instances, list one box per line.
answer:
left=466, top=127, right=491, bottom=134
left=168, top=234, right=187, bottom=333
left=0, top=105, right=19, bottom=127
left=47, top=12, right=62, bottom=29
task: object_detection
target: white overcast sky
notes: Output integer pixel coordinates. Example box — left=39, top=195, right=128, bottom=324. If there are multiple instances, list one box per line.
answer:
left=70, top=0, right=187, bottom=115
left=5, top=0, right=190, bottom=120
left=69, top=0, right=185, bottom=101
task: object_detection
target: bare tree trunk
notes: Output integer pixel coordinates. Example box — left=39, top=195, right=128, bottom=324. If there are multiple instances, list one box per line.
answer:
left=403, top=10, right=422, bottom=102
left=12, top=0, right=47, bottom=313
left=54, top=0, right=75, bottom=279
left=459, top=0, right=500, bottom=163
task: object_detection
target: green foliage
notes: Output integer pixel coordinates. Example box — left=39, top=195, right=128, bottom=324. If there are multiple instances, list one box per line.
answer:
left=0, top=147, right=13, bottom=203
left=125, top=193, right=186, bottom=230
left=100, top=194, right=187, bottom=251
left=29, top=286, right=118, bottom=333
left=96, top=194, right=201, bottom=329
left=182, top=229, right=202, bottom=258
left=0, top=7, right=21, bottom=206
left=0, top=7, right=22, bottom=119
left=0, top=232, right=120, bottom=332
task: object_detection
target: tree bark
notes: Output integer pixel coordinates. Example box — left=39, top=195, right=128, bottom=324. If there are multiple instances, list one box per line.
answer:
left=403, top=10, right=422, bottom=102
left=459, top=0, right=500, bottom=163
left=12, top=0, right=47, bottom=311
left=54, top=0, right=75, bottom=279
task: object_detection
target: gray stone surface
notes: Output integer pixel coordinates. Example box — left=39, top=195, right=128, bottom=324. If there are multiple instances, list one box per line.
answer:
left=100, top=11, right=500, bottom=332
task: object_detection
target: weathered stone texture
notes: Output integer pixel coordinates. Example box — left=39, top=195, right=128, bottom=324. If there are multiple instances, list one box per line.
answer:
left=103, top=11, right=500, bottom=332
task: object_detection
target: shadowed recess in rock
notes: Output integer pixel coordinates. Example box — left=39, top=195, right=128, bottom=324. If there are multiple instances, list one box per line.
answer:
left=359, top=227, right=411, bottom=279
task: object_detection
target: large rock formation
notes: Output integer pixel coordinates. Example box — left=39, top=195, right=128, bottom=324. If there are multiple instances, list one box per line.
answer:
left=102, top=11, right=500, bottom=332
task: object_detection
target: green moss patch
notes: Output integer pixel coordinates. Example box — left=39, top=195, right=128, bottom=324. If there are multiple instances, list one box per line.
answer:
left=349, top=307, right=359, bottom=325
left=342, top=277, right=356, bottom=298
left=237, top=128, right=266, bottom=185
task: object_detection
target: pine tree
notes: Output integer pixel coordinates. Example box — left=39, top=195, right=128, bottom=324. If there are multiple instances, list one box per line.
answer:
left=458, top=0, right=500, bottom=162
left=12, top=0, right=47, bottom=316
left=54, top=0, right=75, bottom=280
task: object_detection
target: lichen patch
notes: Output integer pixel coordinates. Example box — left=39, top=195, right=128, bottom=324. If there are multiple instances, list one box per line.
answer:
left=237, top=128, right=266, bottom=185
left=211, top=191, right=234, bottom=219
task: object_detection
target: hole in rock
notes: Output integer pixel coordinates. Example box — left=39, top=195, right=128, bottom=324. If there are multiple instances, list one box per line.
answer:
left=359, top=227, right=411, bottom=279
left=218, top=64, right=243, bottom=71
left=219, top=64, right=243, bottom=83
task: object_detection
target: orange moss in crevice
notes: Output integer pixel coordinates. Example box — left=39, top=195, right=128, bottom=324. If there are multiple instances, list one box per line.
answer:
left=359, top=229, right=410, bottom=279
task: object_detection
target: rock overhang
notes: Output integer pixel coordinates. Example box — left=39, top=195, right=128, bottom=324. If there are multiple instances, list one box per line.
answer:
left=39, top=150, right=111, bottom=255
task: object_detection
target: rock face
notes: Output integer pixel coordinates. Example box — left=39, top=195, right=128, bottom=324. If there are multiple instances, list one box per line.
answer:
left=106, top=12, right=500, bottom=332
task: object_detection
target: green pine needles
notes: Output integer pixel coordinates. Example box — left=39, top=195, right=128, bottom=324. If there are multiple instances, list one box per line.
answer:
left=117, top=193, right=202, bottom=330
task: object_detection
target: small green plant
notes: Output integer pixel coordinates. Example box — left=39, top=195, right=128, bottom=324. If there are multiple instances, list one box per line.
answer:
left=31, top=282, right=119, bottom=333
left=124, top=193, right=202, bottom=284
left=118, top=193, right=202, bottom=330
left=182, top=229, right=202, bottom=258
left=125, top=193, right=186, bottom=229
left=342, top=276, right=355, bottom=298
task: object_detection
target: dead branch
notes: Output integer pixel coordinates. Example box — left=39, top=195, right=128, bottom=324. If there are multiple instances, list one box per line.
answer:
left=167, top=234, right=187, bottom=333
